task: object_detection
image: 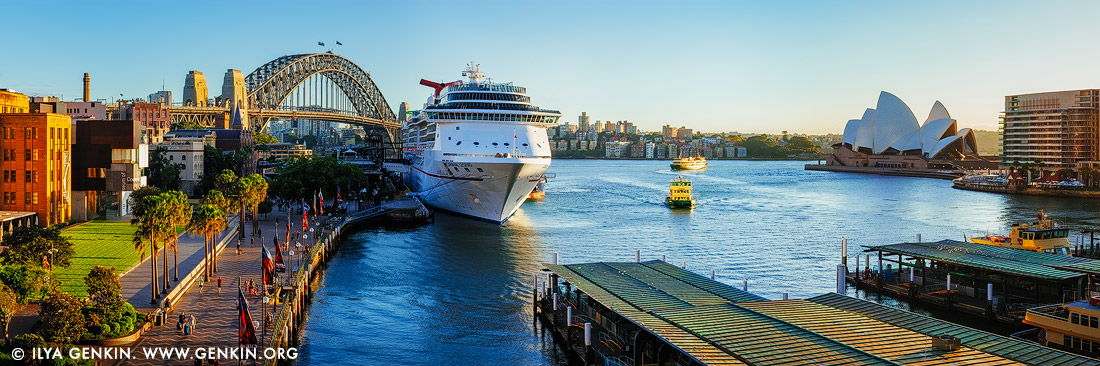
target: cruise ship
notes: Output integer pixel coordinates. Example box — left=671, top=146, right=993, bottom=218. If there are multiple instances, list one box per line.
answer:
left=402, top=64, right=560, bottom=223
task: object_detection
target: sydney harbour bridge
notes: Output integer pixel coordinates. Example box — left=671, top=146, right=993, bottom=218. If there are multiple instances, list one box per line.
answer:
left=166, top=52, right=403, bottom=154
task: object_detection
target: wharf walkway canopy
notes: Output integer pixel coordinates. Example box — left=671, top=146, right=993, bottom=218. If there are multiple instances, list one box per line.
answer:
left=840, top=91, right=977, bottom=159
left=539, top=260, right=1096, bottom=365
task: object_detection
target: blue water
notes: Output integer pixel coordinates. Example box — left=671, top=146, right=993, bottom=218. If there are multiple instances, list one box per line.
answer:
left=298, top=160, right=1100, bottom=365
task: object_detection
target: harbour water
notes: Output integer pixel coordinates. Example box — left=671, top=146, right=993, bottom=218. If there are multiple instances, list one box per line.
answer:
left=298, top=159, right=1100, bottom=365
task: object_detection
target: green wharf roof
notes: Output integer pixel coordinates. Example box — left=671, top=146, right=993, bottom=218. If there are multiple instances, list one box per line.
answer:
left=1053, top=260, right=1100, bottom=276
left=863, top=239, right=1093, bottom=280
left=545, top=260, right=1099, bottom=365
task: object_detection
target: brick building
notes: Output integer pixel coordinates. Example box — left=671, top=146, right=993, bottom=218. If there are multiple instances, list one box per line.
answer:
left=112, top=101, right=170, bottom=143
left=0, top=113, right=72, bottom=226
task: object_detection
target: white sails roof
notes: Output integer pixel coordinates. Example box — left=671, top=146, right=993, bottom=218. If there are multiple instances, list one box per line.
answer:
left=841, top=92, right=978, bottom=159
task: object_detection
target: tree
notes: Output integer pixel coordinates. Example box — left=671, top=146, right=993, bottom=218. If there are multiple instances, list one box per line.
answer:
left=132, top=194, right=172, bottom=304
left=164, top=191, right=192, bottom=281
left=254, top=132, right=279, bottom=144
left=127, top=185, right=162, bottom=223
left=38, top=291, right=85, bottom=345
left=146, top=146, right=184, bottom=191
left=258, top=199, right=274, bottom=219
left=196, top=146, right=247, bottom=197
left=0, top=265, right=49, bottom=303
left=270, top=156, right=367, bottom=203
left=188, top=204, right=226, bottom=281
left=0, top=283, right=21, bottom=345
left=240, top=174, right=269, bottom=237
left=84, top=266, right=124, bottom=327
left=2, top=226, right=75, bottom=269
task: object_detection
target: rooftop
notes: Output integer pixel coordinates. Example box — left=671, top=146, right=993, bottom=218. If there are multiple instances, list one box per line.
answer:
left=864, top=239, right=1093, bottom=280
left=546, top=260, right=1098, bottom=365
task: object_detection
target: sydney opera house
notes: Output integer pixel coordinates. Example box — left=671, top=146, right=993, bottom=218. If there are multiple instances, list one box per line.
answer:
left=827, top=91, right=980, bottom=169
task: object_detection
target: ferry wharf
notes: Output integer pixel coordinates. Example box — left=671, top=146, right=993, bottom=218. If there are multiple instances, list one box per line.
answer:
left=848, top=239, right=1095, bottom=325
left=537, top=258, right=1097, bottom=365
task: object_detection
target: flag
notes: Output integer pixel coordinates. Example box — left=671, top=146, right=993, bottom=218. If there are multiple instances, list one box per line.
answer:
left=318, top=41, right=325, bottom=46
left=336, top=185, right=342, bottom=203
left=336, top=41, right=343, bottom=46
left=274, top=236, right=286, bottom=272
left=238, top=288, right=258, bottom=346
left=318, top=191, right=324, bottom=215
left=261, top=246, right=274, bottom=286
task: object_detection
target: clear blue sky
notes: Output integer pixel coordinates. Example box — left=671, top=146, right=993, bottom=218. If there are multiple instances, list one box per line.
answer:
left=3, top=0, right=1099, bottom=134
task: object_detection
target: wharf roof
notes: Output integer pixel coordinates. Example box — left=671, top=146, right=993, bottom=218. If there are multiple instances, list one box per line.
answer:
left=864, top=239, right=1093, bottom=280
left=1052, top=261, right=1100, bottom=276
left=545, top=260, right=1099, bottom=365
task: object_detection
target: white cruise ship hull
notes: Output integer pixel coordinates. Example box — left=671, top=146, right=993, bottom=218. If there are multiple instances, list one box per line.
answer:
left=406, top=151, right=549, bottom=223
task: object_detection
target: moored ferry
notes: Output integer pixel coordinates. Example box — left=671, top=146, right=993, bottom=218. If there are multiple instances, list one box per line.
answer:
left=1024, top=299, right=1100, bottom=357
left=969, top=210, right=1071, bottom=255
left=402, top=63, right=560, bottom=223
left=670, top=155, right=707, bottom=170
left=665, top=176, right=696, bottom=209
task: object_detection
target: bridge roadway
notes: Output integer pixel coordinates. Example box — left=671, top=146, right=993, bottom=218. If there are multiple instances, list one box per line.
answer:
left=165, top=106, right=401, bottom=130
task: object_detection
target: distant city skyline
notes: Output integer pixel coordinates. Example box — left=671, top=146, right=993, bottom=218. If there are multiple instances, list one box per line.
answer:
left=2, top=1, right=1100, bottom=135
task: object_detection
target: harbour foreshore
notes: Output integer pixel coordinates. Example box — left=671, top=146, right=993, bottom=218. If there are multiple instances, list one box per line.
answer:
left=804, top=163, right=963, bottom=179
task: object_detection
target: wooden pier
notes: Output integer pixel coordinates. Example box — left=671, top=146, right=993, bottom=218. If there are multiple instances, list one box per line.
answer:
left=537, top=259, right=1097, bottom=365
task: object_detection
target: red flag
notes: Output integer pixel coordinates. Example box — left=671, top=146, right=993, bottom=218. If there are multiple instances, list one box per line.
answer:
left=238, top=288, right=258, bottom=345
left=262, top=246, right=274, bottom=286
left=274, top=236, right=286, bottom=272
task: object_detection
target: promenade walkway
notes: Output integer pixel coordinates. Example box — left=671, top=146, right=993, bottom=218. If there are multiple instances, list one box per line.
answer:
left=121, top=217, right=240, bottom=309
left=120, top=208, right=322, bottom=365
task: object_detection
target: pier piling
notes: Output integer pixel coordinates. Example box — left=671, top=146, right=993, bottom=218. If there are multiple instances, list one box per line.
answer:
left=783, top=292, right=789, bottom=300
left=841, top=238, right=847, bottom=266
left=552, top=252, right=558, bottom=265
left=711, top=270, right=715, bottom=280
left=742, top=280, right=748, bottom=292
left=635, top=250, right=640, bottom=263
left=837, top=264, right=846, bottom=294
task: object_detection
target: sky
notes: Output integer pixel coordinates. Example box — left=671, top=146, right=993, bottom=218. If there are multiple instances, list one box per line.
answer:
left=3, top=0, right=1100, bottom=134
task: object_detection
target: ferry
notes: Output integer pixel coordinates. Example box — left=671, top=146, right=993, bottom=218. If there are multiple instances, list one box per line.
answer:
left=1024, top=299, right=1100, bottom=357
left=969, top=210, right=1071, bottom=255
left=670, top=155, right=707, bottom=170
left=402, top=63, right=560, bottom=223
left=665, top=176, right=696, bottom=209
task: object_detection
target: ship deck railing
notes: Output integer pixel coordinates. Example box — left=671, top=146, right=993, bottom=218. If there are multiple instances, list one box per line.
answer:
left=1026, top=303, right=1070, bottom=321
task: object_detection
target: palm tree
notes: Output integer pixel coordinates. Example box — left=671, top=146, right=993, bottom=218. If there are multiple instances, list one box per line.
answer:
left=165, top=191, right=192, bottom=281
left=188, top=204, right=226, bottom=281
left=133, top=194, right=170, bottom=304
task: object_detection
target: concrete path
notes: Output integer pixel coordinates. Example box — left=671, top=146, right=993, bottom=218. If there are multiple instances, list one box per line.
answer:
left=119, top=208, right=321, bottom=365
left=121, top=217, right=241, bottom=309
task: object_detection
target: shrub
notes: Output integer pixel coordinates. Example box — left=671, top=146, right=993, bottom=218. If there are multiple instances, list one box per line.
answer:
left=120, top=322, right=134, bottom=335
left=86, top=324, right=103, bottom=335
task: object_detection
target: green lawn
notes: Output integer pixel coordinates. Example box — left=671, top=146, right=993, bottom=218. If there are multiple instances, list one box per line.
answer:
left=55, top=222, right=183, bottom=297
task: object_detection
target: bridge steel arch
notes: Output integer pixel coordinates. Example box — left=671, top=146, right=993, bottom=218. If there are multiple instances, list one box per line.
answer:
left=245, top=53, right=400, bottom=130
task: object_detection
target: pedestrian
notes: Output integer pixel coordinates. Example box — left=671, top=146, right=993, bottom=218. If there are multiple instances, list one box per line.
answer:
left=217, top=277, right=222, bottom=293
left=236, top=240, right=241, bottom=255
left=198, top=278, right=204, bottom=292
left=258, top=228, right=262, bottom=238
left=250, top=237, right=254, bottom=248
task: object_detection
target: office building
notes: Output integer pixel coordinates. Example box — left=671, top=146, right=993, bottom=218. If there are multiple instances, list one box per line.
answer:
left=578, top=112, right=590, bottom=132
left=0, top=90, right=29, bottom=113
left=1001, top=89, right=1100, bottom=168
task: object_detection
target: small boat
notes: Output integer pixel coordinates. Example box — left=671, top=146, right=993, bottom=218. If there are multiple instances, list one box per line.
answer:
left=528, top=179, right=546, bottom=200
left=670, top=155, right=707, bottom=170
left=969, top=210, right=1070, bottom=255
left=665, top=176, right=696, bottom=209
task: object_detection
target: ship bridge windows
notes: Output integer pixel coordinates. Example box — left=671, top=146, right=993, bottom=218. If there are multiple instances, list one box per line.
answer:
left=445, top=92, right=531, bottom=103
left=492, top=143, right=498, bottom=146
left=473, top=142, right=479, bottom=146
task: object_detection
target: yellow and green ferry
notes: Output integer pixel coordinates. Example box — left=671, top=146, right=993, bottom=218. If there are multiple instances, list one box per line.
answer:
left=665, top=176, right=696, bottom=209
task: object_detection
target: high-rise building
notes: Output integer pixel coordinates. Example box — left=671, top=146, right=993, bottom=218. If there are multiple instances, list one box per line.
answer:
left=0, top=112, right=72, bottom=226
left=221, top=69, right=247, bottom=109
left=604, top=121, right=615, bottom=134
left=399, top=102, right=410, bottom=122
left=183, top=71, right=209, bottom=107
left=662, top=125, right=677, bottom=140
left=1001, top=89, right=1100, bottom=168
left=578, top=112, right=590, bottom=132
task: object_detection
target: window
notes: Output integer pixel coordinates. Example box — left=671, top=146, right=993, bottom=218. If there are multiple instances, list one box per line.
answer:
left=1093, top=317, right=1098, bottom=328
left=24, top=149, right=29, bottom=161
left=182, top=155, right=186, bottom=161
left=24, top=192, right=30, bottom=205
left=169, top=155, right=174, bottom=161
left=32, top=192, right=37, bottom=205
left=24, top=171, right=30, bottom=182
left=33, top=149, right=38, bottom=161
